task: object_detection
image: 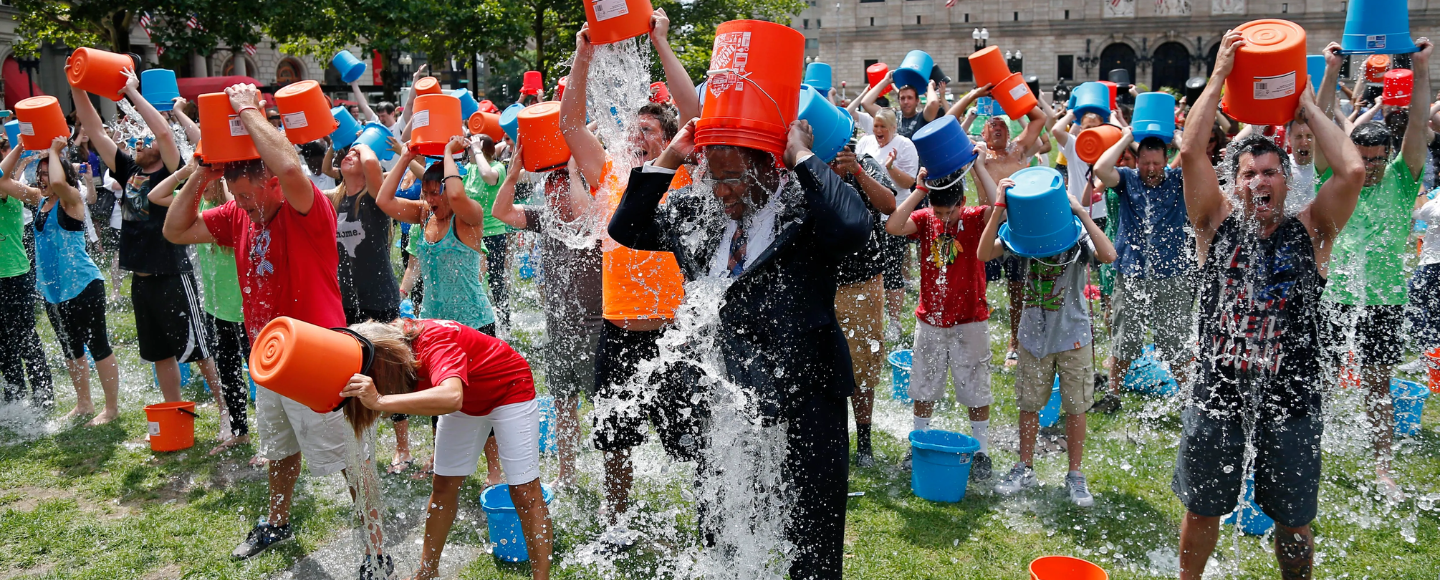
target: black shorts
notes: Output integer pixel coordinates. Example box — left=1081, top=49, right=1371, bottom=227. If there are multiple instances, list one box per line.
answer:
left=132, top=273, right=211, bottom=364
left=591, top=320, right=703, bottom=460
left=1172, top=408, right=1322, bottom=528
left=344, top=305, right=401, bottom=326
left=45, top=279, right=113, bottom=361
left=1327, top=303, right=1405, bottom=367
left=984, top=255, right=1026, bottom=283
left=881, top=235, right=907, bottom=291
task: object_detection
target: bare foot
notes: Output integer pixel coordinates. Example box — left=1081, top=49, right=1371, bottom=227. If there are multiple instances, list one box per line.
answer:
left=486, top=473, right=504, bottom=487
left=217, top=412, right=233, bottom=443
left=248, top=454, right=270, bottom=468
left=210, top=434, right=250, bottom=456
left=1004, top=351, right=1019, bottom=368
left=1377, top=471, right=1404, bottom=502
left=64, top=405, right=95, bottom=422
left=387, top=450, right=415, bottom=474
left=86, top=409, right=118, bottom=426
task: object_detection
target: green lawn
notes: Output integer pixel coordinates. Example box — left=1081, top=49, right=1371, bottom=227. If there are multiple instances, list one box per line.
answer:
left=2, top=248, right=1439, bottom=579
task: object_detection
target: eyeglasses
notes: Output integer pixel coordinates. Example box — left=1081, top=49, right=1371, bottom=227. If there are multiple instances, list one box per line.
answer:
left=700, top=175, right=751, bottom=190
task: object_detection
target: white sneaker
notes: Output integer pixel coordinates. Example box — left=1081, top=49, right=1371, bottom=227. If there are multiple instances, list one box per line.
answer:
left=1397, top=359, right=1426, bottom=374
left=1066, top=472, right=1095, bottom=507
left=995, top=463, right=1037, bottom=496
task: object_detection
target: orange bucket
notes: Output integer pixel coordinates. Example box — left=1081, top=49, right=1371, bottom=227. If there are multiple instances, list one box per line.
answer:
left=1031, top=556, right=1107, bottom=580
left=866, top=62, right=890, bottom=96
left=517, top=101, right=571, bottom=172
left=14, top=96, right=70, bottom=151
left=1424, top=347, right=1440, bottom=394
left=414, top=77, right=442, bottom=96
left=969, top=46, right=1012, bottom=87
left=468, top=111, right=504, bottom=141
left=992, top=72, right=1037, bottom=118
left=1222, top=19, right=1306, bottom=126
left=274, top=80, right=340, bottom=145
left=248, top=316, right=373, bottom=414
left=695, top=20, right=804, bottom=159
left=1365, top=55, right=1390, bottom=83
left=66, top=47, right=133, bottom=101
left=410, top=93, right=463, bottom=157
left=198, top=92, right=260, bottom=163
left=1099, top=81, right=1119, bottom=110
left=584, top=0, right=654, bottom=44
left=145, top=401, right=198, bottom=452
left=1075, top=124, right=1123, bottom=164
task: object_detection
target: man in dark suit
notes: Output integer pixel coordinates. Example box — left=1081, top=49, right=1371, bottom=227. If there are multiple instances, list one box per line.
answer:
left=609, top=118, right=871, bottom=579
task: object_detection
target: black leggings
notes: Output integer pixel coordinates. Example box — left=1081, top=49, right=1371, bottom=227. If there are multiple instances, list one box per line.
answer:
left=205, top=313, right=251, bottom=438
left=44, top=279, right=114, bottom=361
left=0, top=273, right=53, bottom=405
left=483, top=234, right=509, bottom=324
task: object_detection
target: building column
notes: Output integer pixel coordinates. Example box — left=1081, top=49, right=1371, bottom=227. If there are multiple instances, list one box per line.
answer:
left=192, top=52, right=208, bottom=77
left=233, top=52, right=247, bottom=77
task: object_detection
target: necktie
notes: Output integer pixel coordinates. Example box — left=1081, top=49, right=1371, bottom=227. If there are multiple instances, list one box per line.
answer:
left=727, top=222, right=747, bottom=278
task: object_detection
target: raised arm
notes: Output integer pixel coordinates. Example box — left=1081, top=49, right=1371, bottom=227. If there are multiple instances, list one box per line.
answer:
left=162, top=157, right=219, bottom=245
left=351, top=80, right=379, bottom=124
left=946, top=84, right=992, bottom=120
left=397, top=65, right=428, bottom=135
left=561, top=25, right=607, bottom=187
left=1016, top=105, right=1051, bottom=157
left=442, top=136, right=485, bottom=226
left=610, top=119, right=694, bottom=251
left=0, top=145, right=42, bottom=204
left=923, top=80, right=949, bottom=122
left=469, top=137, right=500, bottom=185
left=490, top=145, right=529, bottom=229
left=1316, top=43, right=1346, bottom=119
left=858, top=71, right=892, bottom=116
left=1093, top=126, right=1133, bottom=188
left=170, top=97, right=201, bottom=144
left=650, top=9, right=699, bottom=123
left=375, top=149, right=426, bottom=224
left=1302, top=83, right=1366, bottom=243
left=1051, top=109, right=1077, bottom=148
left=884, top=178, right=927, bottom=237
left=68, top=81, right=119, bottom=171
left=1401, top=39, right=1434, bottom=180
left=970, top=144, right=997, bottom=218
left=121, top=72, right=182, bottom=171
left=1180, top=30, right=1242, bottom=240
left=353, top=142, right=384, bottom=198
left=46, top=138, right=86, bottom=221
left=976, top=179, right=1011, bottom=262
left=787, top=122, right=870, bottom=257
left=226, top=83, right=314, bottom=214
left=146, top=157, right=197, bottom=207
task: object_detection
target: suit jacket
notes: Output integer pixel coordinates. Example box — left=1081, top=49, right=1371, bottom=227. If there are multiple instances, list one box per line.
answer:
left=609, top=155, right=872, bottom=417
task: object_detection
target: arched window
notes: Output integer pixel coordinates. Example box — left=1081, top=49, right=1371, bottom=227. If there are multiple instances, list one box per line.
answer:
left=1100, top=43, right=1136, bottom=84
left=222, top=55, right=259, bottom=77
left=276, top=58, right=304, bottom=86
left=1151, top=42, right=1192, bottom=91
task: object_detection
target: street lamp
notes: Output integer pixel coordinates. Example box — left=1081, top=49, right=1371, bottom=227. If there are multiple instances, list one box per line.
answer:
left=972, top=28, right=989, bottom=51
left=1009, top=50, right=1024, bottom=72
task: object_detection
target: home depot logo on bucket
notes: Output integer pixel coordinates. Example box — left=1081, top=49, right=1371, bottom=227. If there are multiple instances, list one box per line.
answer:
left=708, top=31, right=753, bottom=98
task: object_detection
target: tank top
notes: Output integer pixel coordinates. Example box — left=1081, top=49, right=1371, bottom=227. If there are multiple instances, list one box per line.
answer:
left=197, top=198, right=244, bottom=323
left=1195, top=214, right=1325, bottom=420
left=414, top=216, right=496, bottom=329
left=336, top=190, right=401, bottom=312
left=33, top=201, right=102, bottom=304
left=0, top=197, right=27, bottom=278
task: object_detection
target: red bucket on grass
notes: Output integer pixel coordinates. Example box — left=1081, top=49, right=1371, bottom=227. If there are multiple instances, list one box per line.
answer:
left=695, top=20, right=804, bottom=159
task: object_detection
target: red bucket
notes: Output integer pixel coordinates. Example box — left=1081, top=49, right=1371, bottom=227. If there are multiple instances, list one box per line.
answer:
left=1382, top=69, right=1412, bottom=106
left=1221, top=19, right=1307, bottom=126
left=522, top=71, right=544, bottom=96
left=695, top=20, right=804, bottom=159
left=410, top=94, right=463, bottom=157
left=14, top=96, right=69, bottom=151
left=866, top=63, right=890, bottom=96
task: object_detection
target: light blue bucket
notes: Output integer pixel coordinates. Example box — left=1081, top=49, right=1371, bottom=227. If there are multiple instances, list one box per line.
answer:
left=1038, top=377, right=1063, bottom=428
left=797, top=84, right=853, bottom=163
left=975, top=96, right=1001, bottom=117
left=804, top=62, right=833, bottom=97
left=1067, top=82, right=1111, bottom=122
left=481, top=483, right=555, bottom=562
left=330, top=106, right=363, bottom=150
left=153, top=363, right=198, bottom=389
left=499, top=103, right=523, bottom=141
left=536, top=395, right=557, bottom=453
left=332, top=50, right=367, bottom=84
left=140, top=69, right=180, bottom=112
left=893, top=50, right=934, bottom=92
left=4, top=120, right=19, bottom=149
left=1392, top=378, right=1430, bottom=437
left=399, top=299, right=416, bottom=319
left=1340, top=0, right=1416, bottom=55
left=909, top=429, right=979, bottom=503
left=997, top=166, right=1083, bottom=258
left=888, top=350, right=912, bottom=404
left=450, top=88, right=480, bottom=122
left=1123, top=344, right=1179, bottom=396
left=245, top=363, right=257, bottom=402
left=1221, top=476, right=1274, bottom=536
left=1131, top=92, right=1176, bottom=143
left=354, top=122, right=395, bottom=162
left=1307, top=55, right=1326, bottom=94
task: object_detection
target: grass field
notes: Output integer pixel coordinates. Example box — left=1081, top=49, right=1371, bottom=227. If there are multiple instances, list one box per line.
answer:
left=2, top=245, right=1439, bottom=579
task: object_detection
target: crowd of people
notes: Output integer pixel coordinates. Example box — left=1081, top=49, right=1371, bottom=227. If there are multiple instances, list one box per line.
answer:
left=0, top=11, right=1437, bottom=579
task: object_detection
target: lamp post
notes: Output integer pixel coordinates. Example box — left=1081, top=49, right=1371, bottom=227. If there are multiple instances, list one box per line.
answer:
left=972, top=28, right=989, bottom=51
left=1078, top=39, right=1101, bottom=76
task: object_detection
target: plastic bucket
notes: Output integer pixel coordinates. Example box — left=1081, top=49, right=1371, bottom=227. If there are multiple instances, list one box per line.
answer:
left=912, top=115, right=976, bottom=182
left=246, top=363, right=257, bottom=402
left=1392, top=378, right=1430, bottom=437
left=1364, top=55, right=1390, bottom=82
left=14, top=96, right=69, bottom=152
left=1123, top=345, right=1179, bottom=396
left=893, top=51, right=934, bottom=92
left=481, top=483, right=555, bottom=562
left=1131, top=92, right=1177, bottom=143
left=354, top=122, right=396, bottom=162
left=976, top=96, right=1001, bottom=117
left=332, top=50, right=367, bottom=84
left=1067, top=82, right=1111, bottom=122
left=1074, top=124, right=1122, bottom=165
left=1382, top=69, right=1412, bottom=106
left=478, top=99, right=500, bottom=114
left=649, top=81, right=670, bottom=104
left=695, top=20, right=804, bottom=158
left=151, top=362, right=196, bottom=389
left=65, top=47, right=132, bottom=101
left=1221, top=19, right=1306, bottom=126
left=1221, top=476, right=1274, bottom=536
left=968, top=46, right=1011, bottom=88
left=517, top=101, right=571, bottom=172
left=330, top=106, right=363, bottom=150
left=992, top=72, right=1037, bottom=119
left=522, top=71, right=543, bottom=96
left=888, top=350, right=912, bottom=403
left=198, top=92, right=261, bottom=163
left=145, top=401, right=199, bottom=452
left=1183, top=76, right=1208, bottom=106
left=584, top=0, right=654, bottom=44
left=1030, top=556, right=1108, bottom=580
left=274, top=80, right=339, bottom=145
left=909, top=430, right=979, bottom=503
left=804, top=62, right=833, bottom=96
left=450, top=89, right=480, bottom=122
left=796, top=85, right=853, bottom=163
left=4, top=120, right=20, bottom=150
left=248, top=316, right=369, bottom=414
left=997, top=166, right=1082, bottom=258
left=555, top=76, right=570, bottom=102
left=413, top=77, right=442, bottom=96
left=1341, top=0, right=1416, bottom=54
left=1306, top=55, right=1327, bottom=93
left=866, top=63, right=891, bottom=96
left=499, top=103, right=524, bottom=141
left=468, top=111, right=504, bottom=141
left=141, top=69, right=180, bottom=112
left=537, top=395, right=557, bottom=453
left=410, top=94, right=463, bottom=157
left=1037, top=377, right=1063, bottom=428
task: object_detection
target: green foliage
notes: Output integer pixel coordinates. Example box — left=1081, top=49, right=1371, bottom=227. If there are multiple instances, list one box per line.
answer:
left=12, top=0, right=273, bottom=59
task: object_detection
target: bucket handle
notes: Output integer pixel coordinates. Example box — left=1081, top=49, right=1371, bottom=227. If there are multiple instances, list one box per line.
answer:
left=705, top=67, right=791, bottom=133
left=329, top=327, right=377, bottom=413
left=176, top=406, right=200, bottom=418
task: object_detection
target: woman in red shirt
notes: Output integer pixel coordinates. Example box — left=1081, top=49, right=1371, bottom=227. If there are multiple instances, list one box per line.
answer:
left=340, top=318, right=552, bottom=580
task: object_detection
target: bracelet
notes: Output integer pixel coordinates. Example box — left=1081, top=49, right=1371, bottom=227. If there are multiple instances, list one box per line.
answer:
left=994, top=202, right=1007, bottom=208
left=236, top=105, right=259, bottom=117
left=444, top=175, right=463, bottom=182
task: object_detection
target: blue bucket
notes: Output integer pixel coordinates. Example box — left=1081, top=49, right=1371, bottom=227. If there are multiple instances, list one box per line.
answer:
left=4, top=120, right=19, bottom=149
left=1131, top=92, right=1176, bottom=143
left=245, top=363, right=257, bottom=402
left=893, top=50, right=934, bottom=92
left=332, top=50, right=367, bottom=84
left=998, top=167, right=1083, bottom=258
left=975, top=96, right=1001, bottom=117
left=1341, top=0, right=1416, bottom=55
left=1067, top=82, right=1111, bottom=122
left=536, top=395, right=557, bottom=453
left=480, top=483, right=555, bottom=562
left=1123, top=344, right=1179, bottom=396
left=888, top=350, right=912, bottom=404
left=1307, top=55, right=1326, bottom=94
left=1037, top=377, right=1063, bottom=428
left=909, top=430, right=979, bottom=503
left=399, top=299, right=416, bottom=319
left=804, top=62, right=833, bottom=97
left=1392, top=378, right=1430, bottom=437
left=499, top=103, right=523, bottom=141
left=797, top=85, right=853, bottom=163
left=912, top=115, right=976, bottom=183
left=518, top=252, right=535, bottom=280
left=1221, top=477, right=1274, bottom=536
left=153, top=362, right=198, bottom=389
left=354, top=122, right=396, bottom=162
left=140, top=69, right=180, bottom=112
left=330, top=106, right=363, bottom=150
left=450, top=89, right=480, bottom=122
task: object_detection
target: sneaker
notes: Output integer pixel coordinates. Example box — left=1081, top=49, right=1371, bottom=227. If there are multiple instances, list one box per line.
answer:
left=359, top=554, right=394, bottom=580
left=970, top=452, right=993, bottom=481
left=900, top=450, right=913, bottom=471
left=231, top=522, right=292, bottom=560
left=855, top=451, right=875, bottom=468
left=1090, top=392, right=1122, bottom=414
left=1396, top=358, right=1426, bottom=374
left=995, top=463, right=1037, bottom=496
left=1066, top=472, right=1095, bottom=507
left=598, top=524, right=637, bottom=553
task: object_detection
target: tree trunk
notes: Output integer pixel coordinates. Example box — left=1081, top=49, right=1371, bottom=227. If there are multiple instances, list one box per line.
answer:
left=533, top=8, right=545, bottom=83
left=108, top=10, right=132, bottom=55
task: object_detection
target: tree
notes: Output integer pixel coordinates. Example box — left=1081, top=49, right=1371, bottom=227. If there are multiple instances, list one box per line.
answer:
left=11, top=0, right=271, bottom=60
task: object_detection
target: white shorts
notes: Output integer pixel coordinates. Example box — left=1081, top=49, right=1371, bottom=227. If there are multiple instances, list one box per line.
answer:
left=255, top=386, right=351, bottom=476
left=433, top=398, right=541, bottom=485
left=910, top=319, right=993, bottom=407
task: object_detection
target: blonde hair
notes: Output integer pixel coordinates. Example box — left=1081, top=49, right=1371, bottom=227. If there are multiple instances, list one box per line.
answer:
left=343, top=320, right=420, bottom=438
left=874, top=108, right=898, bottom=129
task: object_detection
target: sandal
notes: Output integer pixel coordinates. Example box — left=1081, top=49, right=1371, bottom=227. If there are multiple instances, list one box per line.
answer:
left=386, top=459, right=415, bottom=475
left=1004, top=351, right=1019, bottom=368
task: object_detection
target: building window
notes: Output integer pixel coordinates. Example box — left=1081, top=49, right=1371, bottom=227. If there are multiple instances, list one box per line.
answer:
left=870, top=17, right=875, bottom=26
left=805, top=38, right=819, bottom=49
left=957, top=58, right=974, bottom=82
left=1057, top=55, right=1074, bottom=81
left=964, top=13, right=970, bottom=22
left=1281, top=2, right=1288, bottom=11
left=860, top=0, right=884, bottom=3
left=916, top=16, right=922, bottom=24
left=1013, top=11, right=1019, bottom=21
left=803, top=19, right=809, bottom=29
left=816, top=19, right=822, bottom=28
left=1064, top=9, right=1070, bottom=18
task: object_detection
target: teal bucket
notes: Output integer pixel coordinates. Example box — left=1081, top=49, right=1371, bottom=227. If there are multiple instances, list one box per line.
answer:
left=893, top=50, right=934, bottom=92
left=909, top=430, right=979, bottom=502
left=450, top=88, right=480, bottom=122
left=997, top=166, right=1082, bottom=258
left=888, top=350, right=913, bottom=403
left=537, top=395, right=557, bottom=453
left=1066, top=82, right=1111, bottom=122
left=1131, top=92, right=1176, bottom=143
left=481, top=483, right=554, bottom=562
left=1307, top=55, right=1326, bottom=93
left=1037, top=377, right=1062, bottom=428
left=140, top=69, right=180, bottom=112
left=804, top=62, right=833, bottom=97
left=4, top=120, right=20, bottom=149
left=1340, top=0, right=1417, bottom=54
left=332, top=50, right=367, bottom=84
left=1392, top=379, right=1430, bottom=437
left=1123, top=344, right=1178, bottom=396
left=1221, top=476, right=1274, bottom=536
left=354, top=122, right=396, bottom=161
left=797, top=84, right=853, bottom=163
left=500, top=103, right=523, bottom=141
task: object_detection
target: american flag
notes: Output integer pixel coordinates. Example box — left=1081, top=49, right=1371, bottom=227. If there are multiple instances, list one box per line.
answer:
left=156, top=45, right=165, bottom=56
left=243, top=43, right=257, bottom=56
left=186, top=14, right=202, bottom=30
left=138, top=12, right=154, bottom=37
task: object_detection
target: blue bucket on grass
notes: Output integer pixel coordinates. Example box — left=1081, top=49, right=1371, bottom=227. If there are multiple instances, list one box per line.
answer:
left=245, top=363, right=257, bottom=402
left=140, top=69, right=180, bottom=112
left=912, top=115, right=976, bottom=183
left=354, top=122, right=396, bottom=161
left=330, top=106, right=363, bottom=150
left=518, top=252, right=535, bottom=280
left=1221, top=476, right=1274, bottom=536
left=332, top=50, right=367, bottom=83
left=1131, top=92, right=1176, bottom=143
left=1341, top=0, right=1416, bottom=55
left=500, top=103, right=523, bottom=141
left=804, top=62, right=833, bottom=97
left=909, top=430, right=979, bottom=502
left=450, top=89, right=480, bottom=122
left=481, top=483, right=555, bottom=562
left=1123, top=344, right=1179, bottom=396
left=797, top=84, right=853, bottom=163
left=997, top=167, right=1083, bottom=258
left=1392, top=378, right=1430, bottom=437
left=153, top=362, right=197, bottom=389
left=888, top=350, right=912, bottom=404
left=893, top=51, right=934, bottom=92
left=537, top=395, right=557, bottom=453
left=1038, top=377, right=1063, bottom=428
left=1067, top=82, right=1111, bottom=122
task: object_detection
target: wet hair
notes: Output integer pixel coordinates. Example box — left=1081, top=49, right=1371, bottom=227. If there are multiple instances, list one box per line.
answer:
left=897, top=85, right=920, bottom=97
left=473, top=134, right=496, bottom=160
left=1351, top=122, right=1392, bottom=148
left=297, top=141, right=327, bottom=162
left=1226, top=134, right=1292, bottom=183
left=1136, top=136, right=1168, bottom=156
left=637, top=103, right=679, bottom=141
left=342, top=321, right=420, bottom=438
left=874, top=108, right=898, bottom=129
left=422, top=161, right=447, bottom=183
left=37, top=157, right=80, bottom=188
left=223, top=158, right=269, bottom=183
left=377, top=101, right=397, bottom=115
left=927, top=177, right=965, bottom=207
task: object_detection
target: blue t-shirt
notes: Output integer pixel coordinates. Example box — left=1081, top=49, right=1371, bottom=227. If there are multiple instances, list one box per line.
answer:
left=1113, top=166, right=1192, bottom=279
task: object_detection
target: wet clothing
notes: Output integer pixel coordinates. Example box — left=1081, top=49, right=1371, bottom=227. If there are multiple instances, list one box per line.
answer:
left=906, top=206, right=990, bottom=327
left=0, top=273, right=52, bottom=405
left=835, top=154, right=894, bottom=287
left=1010, top=239, right=1099, bottom=359
left=131, top=272, right=212, bottom=364
left=409, top=319, right=535, bottom=417
left=1173, top=408, right=1322, bottom=528
left=205, top=313, right=251, bottom=438
left=482, top=234, right=509, bottom=325
left=43, top=279, right=112, bottom=361
left=1408, top=263, right=1440, bottom=349
left=1112, top=166, right=1192, bottom=279
left=33, top=202, right=102, bottom=304
left=112, top=152, right=190, bottom=275
left=464, top=161, right=510, bottom=237
left=407, top=216, right=496, bottom=330
left=591, top=320, right=704, bottom=460
left=1325, top=303, right=1405, bottom=366
left=599, top=160, right=686, bottom=322
left=1322, top=156, right=1422, bottom=306
left=0, top=197, right=26, bottom=278
left=196, top=200, right=245, bottom=323
left=335, top=191, right=401, bottom=314
left=521, top=204, right=603, bottom=399
left=895, top=111, right=929, bottom=140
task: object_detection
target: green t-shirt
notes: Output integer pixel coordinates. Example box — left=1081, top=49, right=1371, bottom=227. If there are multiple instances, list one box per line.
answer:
left=0, top=197, right=28, bottom=278
left=464, top=161, right=509, bottom=237
left=1322, top=156, right=1422, bottom=306
left=196, top=199, right=244, bottom=322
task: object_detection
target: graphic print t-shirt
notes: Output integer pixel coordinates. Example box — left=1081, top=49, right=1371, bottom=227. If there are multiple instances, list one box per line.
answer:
left=906, top=206, right=989, bottom=327
left=1012, top=238, right=1098, bottom=359
left=113, top=152, right=190, bottom=274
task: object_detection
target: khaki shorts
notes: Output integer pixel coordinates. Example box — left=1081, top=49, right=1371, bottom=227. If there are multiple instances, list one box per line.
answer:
left=910, top=319, right=993, bottom=407
left=255, top=386, right=352, bottom=476
left=1111, top=274, right=1196, bottom=363
left=1016, top=344, right=1094, bottom=415
left=836, top=274, right=886, bottom=393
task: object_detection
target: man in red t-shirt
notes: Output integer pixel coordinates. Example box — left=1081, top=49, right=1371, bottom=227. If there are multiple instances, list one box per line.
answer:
left=163, top=83, right=389, bottom=574
left=884, top=153, right=999, bottom=479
